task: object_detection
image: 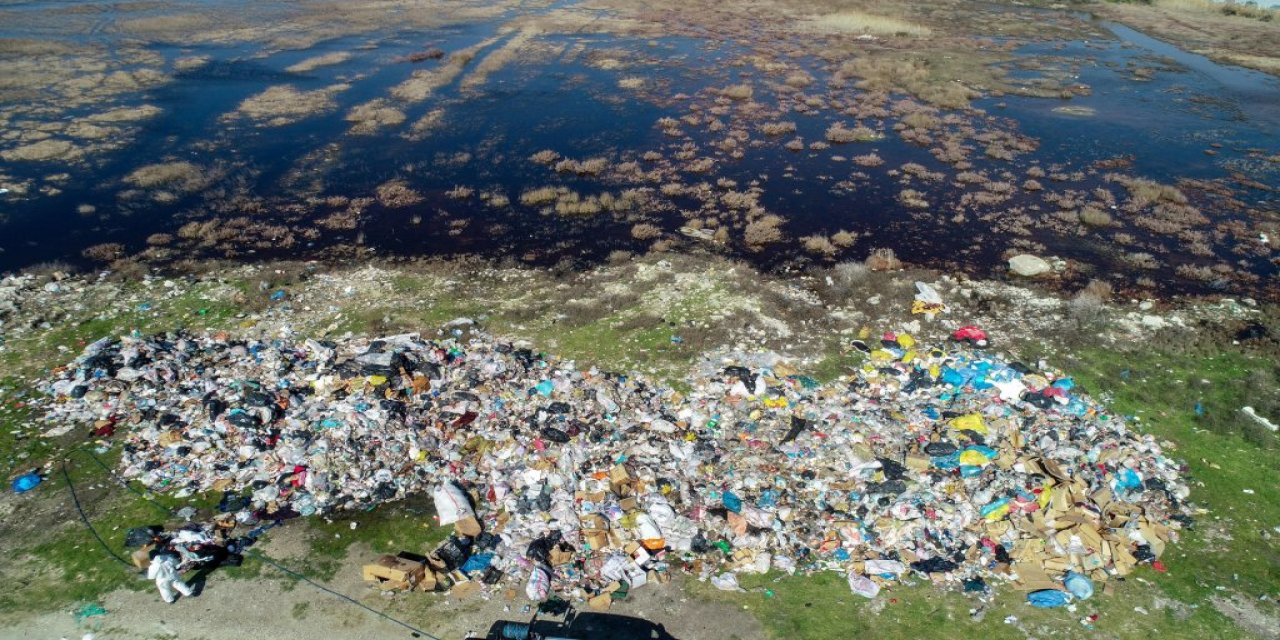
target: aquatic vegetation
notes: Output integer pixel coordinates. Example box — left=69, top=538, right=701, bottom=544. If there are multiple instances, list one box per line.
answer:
left=123, top=162, right=211, bottom=195
left=719, top=84, right=754, bottom=100
left=227, top=84, right=349, bottom=127
left=758, top=121, right=797, bottom=136
left=801, top=234, right=838, bottom=257
left=743, top=214, right=785, bottom=249
left=851, top=153, right=884, bottom=167
left=520, top=186, right=561, bottom=206
left=864, top=247, right=902, bottom=271
left=286, top=52, right=353, bottom=74
left=631, top=223, right=663, bottom=240
left=0, top=139, right=81, bottom=162
left=1079, top=206, right=1114, bottom=227
left=375, top=179, right=424, bottom=208
left=898, top=188, right=930, bottom=209
left=81, top=242, right=125, bottom=262
left=618, top=77, right=646, bottom=89
left=825, top=123, right=882, bottom=143
left=346, top=99, right=407, bottom=135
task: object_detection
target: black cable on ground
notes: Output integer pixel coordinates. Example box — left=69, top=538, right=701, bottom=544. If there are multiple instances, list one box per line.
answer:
left=60, top=460, right=133, bottom=568
left=247, top=550, right=440, bottom=640
left=68, top=447, right=443, bottom=640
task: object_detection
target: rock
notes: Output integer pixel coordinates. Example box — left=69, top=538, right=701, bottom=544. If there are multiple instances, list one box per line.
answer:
left=1008, top=254, right=1051, bottom=277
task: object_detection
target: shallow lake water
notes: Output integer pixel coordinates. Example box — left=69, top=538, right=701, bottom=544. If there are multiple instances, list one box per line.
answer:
left=0, top=2, right=1276, bottom=297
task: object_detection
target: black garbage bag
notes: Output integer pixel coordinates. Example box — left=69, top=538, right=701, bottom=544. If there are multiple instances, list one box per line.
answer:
left=723, top=365, right=752, bottom=380
left=910, top=557, right=959, bottom=574
left=436, top=536, right=473, bottom=570
left=877, top=458, right=908, bottom=481
left=526, top=531, right=563, bottom=565
left=924, top=441, right=958, bottom=456
left=781, top=415, right=809, bottom=444
left=546, top=401, right=571, bottom=414
left=540, top=426, right=570, bottom=443
left=125, top=525, right=163, bottom=548
left=226, top=411, right=261, bottom=428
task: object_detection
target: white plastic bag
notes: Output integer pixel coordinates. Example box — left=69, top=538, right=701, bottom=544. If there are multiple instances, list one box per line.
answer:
left=525, top=565, right=551, bottom=601
left=433, top=482, right=474, bottom=526
left=865, top=559, right=906, bottom=576
left=847, top=572, right=881, bottom=598
left=711, top=572, right=744, bottom=592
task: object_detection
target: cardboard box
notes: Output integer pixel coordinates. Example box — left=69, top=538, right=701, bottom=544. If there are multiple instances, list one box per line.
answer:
left=131, top=543, right=155, bottom=571
left=362, top=554, right=425, bottom=590
left=454, top=515, right=482, bottom=538
left=588, top=593, right=612, bottom=611
left=550, top=547, right=574, bottom=566
left=582, top=514, right=609, bottom=531
left=583, top=530, right=610, bottom=551
left=619, top=497, right=639, bottom=512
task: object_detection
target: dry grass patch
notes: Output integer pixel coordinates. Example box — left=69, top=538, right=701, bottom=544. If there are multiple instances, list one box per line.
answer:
left=806, top=11, right=932, bottom=37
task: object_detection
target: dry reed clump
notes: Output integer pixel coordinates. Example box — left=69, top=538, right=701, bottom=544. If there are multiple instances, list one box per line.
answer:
left=1079, top=205, right=1113, bottom=227
left=520, top=186, right=560, bottom=206
left=806, top=11, right=932, bottom=37
left=1109, top=174, right=1188, bottom=207
left=553, top=192, right=603, bottom=216
left=831, top=230, right=858, bottom=248
left=82, top=242, right=126, bottom=262
left=826, top=123, right=882, bottom=143
left=445, top=185, right=475, bottom=199
left=852, top=153, right=884, bottom=167
left=1175, top=263, right=1217, bottom=281
left=285, top=51, right=353, bottom=73
left=530, top=149, right=561, bottom=165
left=743, top=214, right=785, bottom=249
left=146, top=233, right=174, bottom=246
left=759, top=121, right=797, bottom=136
left=1022, top=179, right=1043, bottom=191
left=554, top=157, right=609, bottom=175
left=784, top=72, right=814, bottom=88
left=1, top=139, right=81, bottom=162
left=227, top=84, right=348, bottom=127
left=346, top=99, right=406, bottom=135
left=1068, top=279, right=1112, bottom=325
left=618, top=77, right=646, bottom=90
left=784, top=138, right=805, bottom=152
left=631, top=222, right=663, bottom=240
left=123, top=161, right=210, bottom=193
left=375, top=179, right=423, bottom=208
left=1122, top=251, right=1161, bottom=270
left=719, top=84, right=754, bottom=101
left=898, top=189, right=930, bottom=209
left=801, top=234, right=838, bottom=257
left=864, top=247, right=902, bottom=271
left=900, top=111, right=940, bottom=130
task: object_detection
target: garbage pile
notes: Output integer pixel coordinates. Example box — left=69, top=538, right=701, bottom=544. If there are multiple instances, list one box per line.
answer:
left=37, top=323, right=1193, bottom=607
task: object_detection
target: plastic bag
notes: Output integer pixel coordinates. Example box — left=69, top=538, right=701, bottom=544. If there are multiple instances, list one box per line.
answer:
left=433, top=482, right=475, bottom=525
left=711, top=572, right=744, bottom=592
left=847, top=572, right=881, bottom=598
left=1064, top=572, right=1094, bottom=600
left=1027, top=589, right=1071, bottom=608
left=525, top=565, right=551, bottom=601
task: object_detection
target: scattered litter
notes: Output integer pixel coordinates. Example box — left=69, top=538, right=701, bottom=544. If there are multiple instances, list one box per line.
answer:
left=34, top=323, right=1193, bottom=606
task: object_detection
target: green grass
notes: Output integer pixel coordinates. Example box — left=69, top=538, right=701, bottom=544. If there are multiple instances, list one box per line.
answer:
left=303, top=499, right=454, bottom=581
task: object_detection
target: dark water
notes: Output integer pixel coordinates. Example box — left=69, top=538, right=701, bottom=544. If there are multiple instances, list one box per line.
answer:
left=0, top=10, right=1277, bottom=296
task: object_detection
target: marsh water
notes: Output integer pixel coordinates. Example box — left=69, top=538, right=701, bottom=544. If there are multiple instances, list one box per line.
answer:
left=0, top=3, right=1276, bottom=297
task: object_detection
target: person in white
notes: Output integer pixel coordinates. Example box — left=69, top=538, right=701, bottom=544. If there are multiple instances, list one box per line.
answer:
left=146, top=550, right=194, bottom=603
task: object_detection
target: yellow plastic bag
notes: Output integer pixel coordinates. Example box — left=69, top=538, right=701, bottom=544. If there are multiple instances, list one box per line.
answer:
left=897, top=333, right=917, bottom=349
left=951, top=413, right=987, bottom=434
left=959, top=449, right=991, bottom=466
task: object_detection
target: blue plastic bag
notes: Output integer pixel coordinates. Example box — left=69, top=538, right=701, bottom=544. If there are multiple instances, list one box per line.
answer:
left=12, top=473, right=41, bottom=493
left=1027, top=589, right=1072, bottom=608
left=461, top=552, right=495, bottom=574
left=722, top=491, right=742, bottom=513
left=1064, top=572, right=1094, bottom=600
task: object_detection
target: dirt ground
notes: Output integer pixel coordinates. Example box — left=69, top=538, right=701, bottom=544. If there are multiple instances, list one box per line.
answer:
left=8, top=523, right=763, bottom=640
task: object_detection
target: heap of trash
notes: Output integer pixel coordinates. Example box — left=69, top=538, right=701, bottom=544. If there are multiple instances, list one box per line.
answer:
left=37, top=321, right=1193, bottom=607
